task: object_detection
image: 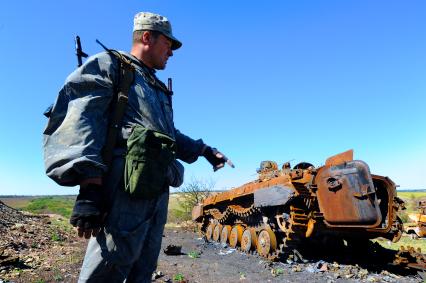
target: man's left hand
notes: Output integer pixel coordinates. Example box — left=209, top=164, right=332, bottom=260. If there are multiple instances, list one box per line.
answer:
left=70, top=184, right=104, bottom=239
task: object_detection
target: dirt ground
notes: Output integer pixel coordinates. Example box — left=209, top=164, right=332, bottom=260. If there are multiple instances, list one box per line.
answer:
left=1, top=228, right=425, bottom=283
left=0, top=200, right=85, bottom=283
left=0, top=200, right=424, bottom=283
left=155, top=228, right=423, bottom=283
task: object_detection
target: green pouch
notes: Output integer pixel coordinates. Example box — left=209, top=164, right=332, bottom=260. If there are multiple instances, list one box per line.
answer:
left=124, top=125, right=176, bottom=199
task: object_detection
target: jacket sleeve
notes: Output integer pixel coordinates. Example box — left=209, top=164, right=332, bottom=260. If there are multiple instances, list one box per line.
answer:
left=43, top=52, right=118, bottom=186
left=174, top=129, right=205, bottom=164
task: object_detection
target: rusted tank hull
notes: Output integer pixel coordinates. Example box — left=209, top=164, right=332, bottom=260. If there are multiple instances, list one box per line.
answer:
left=193, top=150, right=405, bottom=260
left=404, top=200, right=426, bottom=238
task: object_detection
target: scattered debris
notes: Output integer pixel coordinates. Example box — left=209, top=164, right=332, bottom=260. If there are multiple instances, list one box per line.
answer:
left=314, top=260, right=328, bottom=272
left=291, top=265, right=302, bottom=272
left=293, top=249, right=307, bottom=263
left=218, top=249, right=236, bottom=255
left=152, top=270, right=164, bottom=280
left=163, top=245, right=185, bottom=256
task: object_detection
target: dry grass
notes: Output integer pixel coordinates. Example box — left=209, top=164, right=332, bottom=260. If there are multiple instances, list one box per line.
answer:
left=0, top=196, right=38, bottom=209
left=397, top=191, right=426, bottom=200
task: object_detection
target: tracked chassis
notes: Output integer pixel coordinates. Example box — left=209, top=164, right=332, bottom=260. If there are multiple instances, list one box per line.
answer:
left=192, top=150, right=406, bottom=260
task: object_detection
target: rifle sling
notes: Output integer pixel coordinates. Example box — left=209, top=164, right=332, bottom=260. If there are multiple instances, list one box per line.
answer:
left=102, top=53, right=135, bottom=170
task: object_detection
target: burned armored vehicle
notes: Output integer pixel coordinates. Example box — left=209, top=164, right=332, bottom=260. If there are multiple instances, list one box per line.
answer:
left=192, top=150, right=405, bottom=260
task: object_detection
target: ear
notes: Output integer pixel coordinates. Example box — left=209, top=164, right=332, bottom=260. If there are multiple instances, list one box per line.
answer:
left=141, top=31, right=151, bottom=45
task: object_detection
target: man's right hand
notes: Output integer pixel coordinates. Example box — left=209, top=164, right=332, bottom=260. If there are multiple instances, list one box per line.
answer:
left=70, top=184, right=104, bottom=239
left=202, top=146, right=235, bottom=172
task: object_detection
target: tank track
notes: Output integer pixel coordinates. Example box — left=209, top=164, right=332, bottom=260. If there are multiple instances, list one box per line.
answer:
left=203, top=202, right=309, bottom=261
left=270, top=206, right=309, bottom=261
left=393, top=246, right=426, bottom=271
left=205, top=205, right=258, bottom=224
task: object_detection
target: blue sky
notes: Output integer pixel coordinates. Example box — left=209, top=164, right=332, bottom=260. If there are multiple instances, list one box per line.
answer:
left=0, top=1, right=425, bottom=195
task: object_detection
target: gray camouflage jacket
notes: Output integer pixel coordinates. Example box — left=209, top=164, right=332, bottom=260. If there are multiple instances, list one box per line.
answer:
left=43, top=51, right=204, bottom=186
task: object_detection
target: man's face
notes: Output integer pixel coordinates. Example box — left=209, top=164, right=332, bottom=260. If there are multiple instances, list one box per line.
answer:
left=149, top=34, right=173, bottom=70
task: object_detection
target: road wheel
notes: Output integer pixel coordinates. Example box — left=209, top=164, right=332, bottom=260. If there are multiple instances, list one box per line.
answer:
left=241, top=228, right=257, bottom=253
left=257, top=229, right=277, bottom=257
left=220, top=225, right=232, bottom=245
left=206, top=223, right=214, bottom=241
left=213, top=224, right=222, bottom=242
left=229, top=225, right=244, bottom=248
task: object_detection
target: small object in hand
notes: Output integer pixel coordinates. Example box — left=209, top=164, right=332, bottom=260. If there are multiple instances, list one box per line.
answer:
left=211, top=148, right=235, bottom=171
left=163, top=244, right=184, bottom=255
left=203, top=146, right=235, bottom=171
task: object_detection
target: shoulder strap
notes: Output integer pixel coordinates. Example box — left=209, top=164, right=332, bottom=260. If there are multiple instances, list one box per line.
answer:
left=101, top=49, right=135, bottom=170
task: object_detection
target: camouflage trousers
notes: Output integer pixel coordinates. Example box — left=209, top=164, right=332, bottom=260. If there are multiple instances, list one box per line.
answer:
left=78, top=157, right=169, bottom=283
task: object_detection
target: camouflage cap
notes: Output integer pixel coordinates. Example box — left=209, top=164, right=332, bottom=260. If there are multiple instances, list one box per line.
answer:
left=133, top=12, right=182, bottom=50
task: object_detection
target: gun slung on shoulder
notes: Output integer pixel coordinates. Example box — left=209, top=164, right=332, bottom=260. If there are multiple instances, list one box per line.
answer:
left=75, top=35, right=88, bottom=67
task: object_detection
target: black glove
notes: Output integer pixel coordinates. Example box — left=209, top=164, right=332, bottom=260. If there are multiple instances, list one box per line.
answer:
left=70, top=184, right=104, bottom=238
left=203, top=146, right=228, bottom=171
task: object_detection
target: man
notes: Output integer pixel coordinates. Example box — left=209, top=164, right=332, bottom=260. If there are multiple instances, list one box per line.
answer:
left=43, top=12, right=232, bottom=282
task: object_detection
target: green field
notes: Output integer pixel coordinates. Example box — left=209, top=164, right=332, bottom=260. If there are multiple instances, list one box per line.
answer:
left=1, top=194, right=187, bottom=223
left=1, top=196, right=75, bottom=218
left=396, top=191, right=426, bottom=201
left=167, top=193, right=194, bottom=223
left=395, top=191, right=426, bottom=220
left=374, top=236, right=426, bottom=252
left=2, top=191, right=425, bottom=215
left=25, top=196, right=75, bottom=218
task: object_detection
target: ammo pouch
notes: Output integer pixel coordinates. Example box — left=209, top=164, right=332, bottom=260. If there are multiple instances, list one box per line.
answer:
left=124, top=125, right=176, bottom=199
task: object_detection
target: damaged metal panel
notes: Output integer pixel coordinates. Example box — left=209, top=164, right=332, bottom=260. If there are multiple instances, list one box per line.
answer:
left=316, top=160, right=382, bottom=227
left=254, top=185, right=295, bottom=207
